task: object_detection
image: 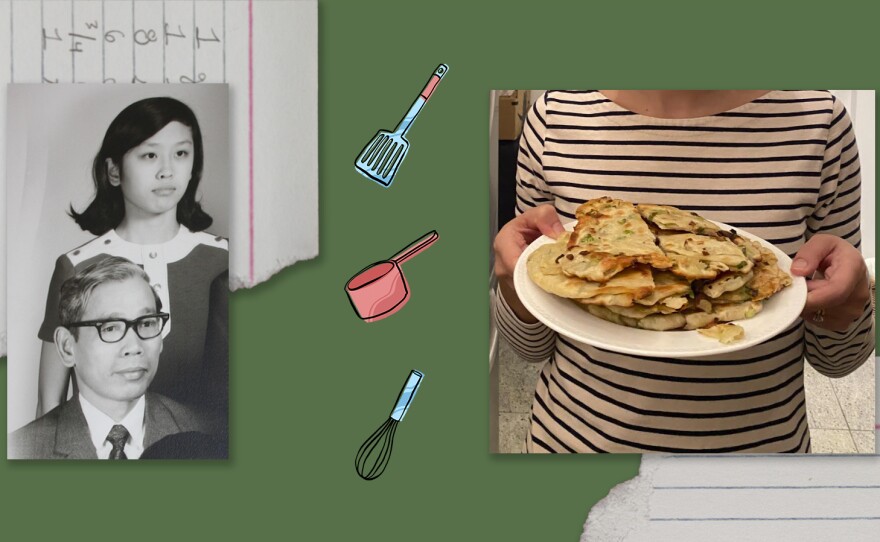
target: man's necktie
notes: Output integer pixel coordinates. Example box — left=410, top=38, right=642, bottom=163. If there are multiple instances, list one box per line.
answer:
left=106, top=425, right=130, bottom=460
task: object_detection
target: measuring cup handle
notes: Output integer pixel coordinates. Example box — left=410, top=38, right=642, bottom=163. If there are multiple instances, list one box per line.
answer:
left=391, top=230, right=439, bottom=265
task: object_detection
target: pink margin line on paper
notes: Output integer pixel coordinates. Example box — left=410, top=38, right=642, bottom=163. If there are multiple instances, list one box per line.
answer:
left=248, top=0, right=255, bottom=284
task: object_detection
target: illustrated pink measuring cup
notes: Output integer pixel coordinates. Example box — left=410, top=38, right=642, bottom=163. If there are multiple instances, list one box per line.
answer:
left=345, top=231, right=439, bottom=322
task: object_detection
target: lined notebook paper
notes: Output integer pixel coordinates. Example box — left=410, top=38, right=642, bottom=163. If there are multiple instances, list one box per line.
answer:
left=582, top=356, right=880, bottom=542
left=0, top=0, right=318, bottom=353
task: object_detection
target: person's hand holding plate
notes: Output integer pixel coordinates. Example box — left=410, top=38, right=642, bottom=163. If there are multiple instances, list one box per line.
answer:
left=494, top=204, right=565, bottom=322
left=791, top=233, right=871, bottom=332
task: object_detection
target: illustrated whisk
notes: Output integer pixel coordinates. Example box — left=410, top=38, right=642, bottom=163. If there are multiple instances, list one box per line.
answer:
left=355, top=370, right=423, bottom=481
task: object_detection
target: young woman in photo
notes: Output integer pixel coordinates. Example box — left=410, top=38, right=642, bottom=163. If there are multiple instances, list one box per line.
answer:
left=37, top=97, right=228, bottom=423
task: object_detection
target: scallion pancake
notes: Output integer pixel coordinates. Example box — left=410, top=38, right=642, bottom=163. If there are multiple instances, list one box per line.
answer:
left=527, top=243, right=655, bottom=301
left=564, top=197, right=671, bottom=280
left=636, top=203, right=721, bottom=235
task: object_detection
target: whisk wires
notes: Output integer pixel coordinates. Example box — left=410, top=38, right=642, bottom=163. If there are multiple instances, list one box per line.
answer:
left=355, top=417, right=398, bottom=481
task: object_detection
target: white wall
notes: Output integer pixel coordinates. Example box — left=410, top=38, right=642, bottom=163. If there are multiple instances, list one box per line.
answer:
left=832, top=90, right=875, bottom=259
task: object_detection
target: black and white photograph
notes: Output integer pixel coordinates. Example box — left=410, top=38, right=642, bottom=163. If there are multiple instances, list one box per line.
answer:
left=6, top=84, right=230, bottom=460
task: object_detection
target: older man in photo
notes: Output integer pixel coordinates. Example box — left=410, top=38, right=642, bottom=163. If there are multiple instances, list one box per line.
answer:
left=9, top=256, right=216, bottom=460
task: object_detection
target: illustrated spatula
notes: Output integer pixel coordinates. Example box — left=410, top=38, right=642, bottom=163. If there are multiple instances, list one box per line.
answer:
left=355, top=64, right=449, bottom=187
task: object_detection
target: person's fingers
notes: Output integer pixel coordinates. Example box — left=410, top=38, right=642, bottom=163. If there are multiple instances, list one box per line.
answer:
left=803, top=279, right=851, bottom=311
left=806, top=279, right=828, bottom=292
left=493, top=228, right=525, bottom=275
left=495, top=218, right=542, bottom=275
left=509, top=230, right=529, bottom=258
left=790, top=234, right=838, bottom=277
left=801, top=254, right=864, bottom=312
left=520, top=205, right=566, bottom=240
left=494, top=205, right=565, bottom=280
left=802, top=307, right=859, bottom=333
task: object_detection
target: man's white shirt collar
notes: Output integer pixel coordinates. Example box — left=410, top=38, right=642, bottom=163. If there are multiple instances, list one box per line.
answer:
left=79, top=394, right=146, bottom=460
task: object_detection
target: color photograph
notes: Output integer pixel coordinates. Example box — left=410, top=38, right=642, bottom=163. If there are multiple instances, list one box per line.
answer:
left=490, top=90, right=875, bottom=454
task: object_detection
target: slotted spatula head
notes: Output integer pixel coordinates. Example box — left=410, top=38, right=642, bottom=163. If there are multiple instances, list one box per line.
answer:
left=355, top=130, right=410, bottom=187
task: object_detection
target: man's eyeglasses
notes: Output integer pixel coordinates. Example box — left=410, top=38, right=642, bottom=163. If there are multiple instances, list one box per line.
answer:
left=66, top=313, right=170, bottom=344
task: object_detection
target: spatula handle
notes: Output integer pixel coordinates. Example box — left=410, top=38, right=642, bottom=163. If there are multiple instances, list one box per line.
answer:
left=394, top=64, right=449, bottom=135
left=420, top=64, right=448, bottom=101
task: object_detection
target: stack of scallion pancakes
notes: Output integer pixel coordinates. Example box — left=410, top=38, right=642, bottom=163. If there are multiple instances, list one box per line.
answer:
left=527, top=197, right=793, bottom=344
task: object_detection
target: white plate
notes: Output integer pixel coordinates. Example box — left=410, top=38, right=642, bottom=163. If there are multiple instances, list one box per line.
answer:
left=513, top=220, right=807, bottom=358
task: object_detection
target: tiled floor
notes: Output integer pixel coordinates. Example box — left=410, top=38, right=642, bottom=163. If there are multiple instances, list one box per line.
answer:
left=496, top=337, right=875, bottom=454
left=804, top=356, right=875, bottom=453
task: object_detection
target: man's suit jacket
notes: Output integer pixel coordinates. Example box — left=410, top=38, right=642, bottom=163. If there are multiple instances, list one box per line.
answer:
left=8, top=393, right=204, bottom=460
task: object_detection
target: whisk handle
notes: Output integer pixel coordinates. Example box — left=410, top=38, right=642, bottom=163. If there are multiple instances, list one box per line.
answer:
left=390, top=370, right=424, bottom=421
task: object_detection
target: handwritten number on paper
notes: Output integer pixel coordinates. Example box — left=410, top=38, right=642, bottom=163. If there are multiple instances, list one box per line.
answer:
left=134, top=29, right=158, bottom=46
left=36, top=19, right=222, bottom=83
left=180, top=73, right=207, bottom=84
left=164, top=23, right=186, bottom=45
left=69, top=32, right=96, bottom=42
left=42, top=28, right=63, bottom=50
left=69, top=32, right=97, bottom=54
left=195, top=27, right=221, bottom=48
left=104, top=30, right=125, bottom=43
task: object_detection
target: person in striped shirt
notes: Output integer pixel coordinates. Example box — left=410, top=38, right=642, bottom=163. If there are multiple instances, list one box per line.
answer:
left=493, top=90, right=874, bottom=453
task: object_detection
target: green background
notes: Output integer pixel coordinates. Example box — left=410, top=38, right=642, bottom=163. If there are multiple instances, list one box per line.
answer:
left=2, top=0, right=878, bottom=540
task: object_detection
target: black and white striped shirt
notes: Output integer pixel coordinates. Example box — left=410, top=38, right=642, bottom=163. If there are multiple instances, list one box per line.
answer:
left=494, top=90, right=874, bottom=453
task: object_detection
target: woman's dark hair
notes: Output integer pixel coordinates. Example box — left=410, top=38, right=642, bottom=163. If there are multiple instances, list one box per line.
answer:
left=70, top=97, right=213, bottom=235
